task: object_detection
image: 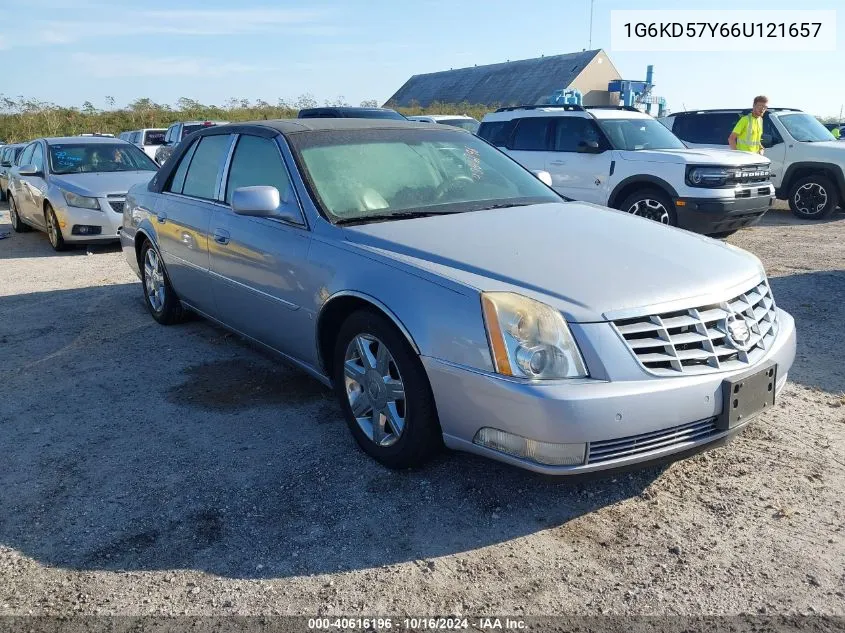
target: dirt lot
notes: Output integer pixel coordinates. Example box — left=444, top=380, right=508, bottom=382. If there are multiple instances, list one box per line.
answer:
left=0, top=200, right=843, bottom=618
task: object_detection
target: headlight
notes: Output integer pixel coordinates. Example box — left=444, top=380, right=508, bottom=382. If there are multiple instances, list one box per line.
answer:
left=62, top=190, right=100, bottom=210
left=481, top=292, right=588, bottom=380
left=687, top=166, right=731, bottom=187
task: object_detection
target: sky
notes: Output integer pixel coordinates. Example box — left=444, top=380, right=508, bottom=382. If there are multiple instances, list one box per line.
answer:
left=1, top=0, right=843, bottom=117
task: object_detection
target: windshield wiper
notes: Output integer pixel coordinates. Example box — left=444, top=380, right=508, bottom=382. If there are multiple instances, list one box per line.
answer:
left=474, top=202, right=532, bottom=211
left=335, top=210, right=460, bottom=226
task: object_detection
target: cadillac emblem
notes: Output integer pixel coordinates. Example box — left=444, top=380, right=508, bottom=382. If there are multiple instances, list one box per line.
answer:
left=724, top=313, right=752, bottom=351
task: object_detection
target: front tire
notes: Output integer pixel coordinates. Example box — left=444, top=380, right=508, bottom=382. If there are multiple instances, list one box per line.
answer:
left=788, top=175, right=838, bottom=220
left=140, top=241, right=185, bottom=325
left=618, top=188, right=678, bottom=226
left=9, top=196, right=31, bottom=233
left=333, top=309, right=442, bottom=470
left=44, top=203, right=68, bottom=250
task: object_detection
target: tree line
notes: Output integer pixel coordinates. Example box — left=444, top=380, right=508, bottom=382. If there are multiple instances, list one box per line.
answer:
left=0, top=95, right=492, bottom=143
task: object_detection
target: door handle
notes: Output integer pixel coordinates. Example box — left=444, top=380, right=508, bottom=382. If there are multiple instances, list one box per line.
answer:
left=156, top=212, right=167, bottom=224
left=213, top=229, right=230, bottom=245
left=549, top=160, right=567, bottom=166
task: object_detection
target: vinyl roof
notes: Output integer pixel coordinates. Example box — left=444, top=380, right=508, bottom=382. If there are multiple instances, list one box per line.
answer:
left=386, top=50, right=603, bottom=108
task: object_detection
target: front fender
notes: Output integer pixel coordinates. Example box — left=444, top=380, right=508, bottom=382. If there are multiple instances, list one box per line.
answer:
left=312, top=239, right=494, bottom=373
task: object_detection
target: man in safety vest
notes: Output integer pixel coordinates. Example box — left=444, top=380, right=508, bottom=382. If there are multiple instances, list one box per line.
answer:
left=729, top=95, right=767, bottom=154
left=833, top=126, right=841, bottom=140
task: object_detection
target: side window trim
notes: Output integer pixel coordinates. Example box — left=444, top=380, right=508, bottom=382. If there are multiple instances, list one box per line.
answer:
left=216, top=133, right=240, bottom=202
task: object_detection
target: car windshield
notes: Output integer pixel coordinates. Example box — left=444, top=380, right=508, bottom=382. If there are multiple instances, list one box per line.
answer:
left=144, top=130, right=166, bottom=145
left=48, top=143, right=159, bottom=174
left=778, top=113, right=836, bottom=142
left=290, top=128, right=561, bottom=223
left=598, top=117, right=687, bottom=151
left=437, top=118, right=480, bottom=133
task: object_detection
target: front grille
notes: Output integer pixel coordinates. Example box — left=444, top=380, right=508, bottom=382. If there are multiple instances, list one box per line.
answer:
left=587, top=418, right=718, bottom=464
left=612, top=279, right=778, bottom=376
left=727, top=164, right=771, bottom=185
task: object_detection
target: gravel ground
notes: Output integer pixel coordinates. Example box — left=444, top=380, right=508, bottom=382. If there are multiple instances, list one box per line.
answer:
left=0, top=200, right=843, bottom=618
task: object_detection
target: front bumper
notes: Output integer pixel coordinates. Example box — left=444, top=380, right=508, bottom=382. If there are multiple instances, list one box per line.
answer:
left=424, top=308, right=795, bottom=475
left=675, top=185, right=774, bottom=234
left=53, top=197, right=124, bottom=242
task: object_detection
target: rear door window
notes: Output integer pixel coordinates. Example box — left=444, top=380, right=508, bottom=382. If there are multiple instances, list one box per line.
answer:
left=31, top=143, right=44, bottom=172
left=181, top=134, right=232, bottom=200
left=673, top=113, right=742, bottom=144
left=144, top=130, right=166, bottom=145
left=509, top=118, right=552, bottom=151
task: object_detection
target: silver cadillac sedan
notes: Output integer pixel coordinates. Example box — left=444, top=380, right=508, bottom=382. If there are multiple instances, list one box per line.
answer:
left=119, top=119, right=796, bottom=475
left=7, top=136, right=158, bottom=250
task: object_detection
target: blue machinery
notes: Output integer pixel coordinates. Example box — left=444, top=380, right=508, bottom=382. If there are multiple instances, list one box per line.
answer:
left=542, top=65, right=667, bottom=117
left=607, top=65, right=667, bottom=117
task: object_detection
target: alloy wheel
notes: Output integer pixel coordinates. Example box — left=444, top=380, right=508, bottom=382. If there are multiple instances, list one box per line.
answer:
left=793, top=183, right=828, bottom=216
left=626, top=198, right=671, bottom=224
left=343, top=334, right=406, bottom=447
left=46, top=209, right=58, bottom=247
left=9, top=198, right=18, bottom=230
left=143, top=247, right=166, bottom=313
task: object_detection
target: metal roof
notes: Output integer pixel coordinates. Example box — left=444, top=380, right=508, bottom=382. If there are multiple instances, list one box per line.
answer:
left=385, top=50, right=604, bottom=108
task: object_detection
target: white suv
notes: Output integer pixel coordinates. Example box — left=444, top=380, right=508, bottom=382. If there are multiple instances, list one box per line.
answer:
left=477, top=105, right=774, bottom=237
left=660, top=108, right=845, bottom=219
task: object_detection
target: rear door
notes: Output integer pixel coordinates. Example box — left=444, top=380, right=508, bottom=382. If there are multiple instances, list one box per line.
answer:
left=155, top=132, right=234, bottom=313
left=208, top=133, right=315, bottom=362
left=503, top=116, right=553, bottom=175
left=546, top=117, right=611, bottom=204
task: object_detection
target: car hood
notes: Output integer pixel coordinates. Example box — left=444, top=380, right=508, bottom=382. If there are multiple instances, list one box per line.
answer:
left=342, top=202, right=765, bottom=322
left=50, top=171, right=155, bottom=197
left=798, top=140, right=845, bottom=158
left=617, top=148, right=770, bottom=166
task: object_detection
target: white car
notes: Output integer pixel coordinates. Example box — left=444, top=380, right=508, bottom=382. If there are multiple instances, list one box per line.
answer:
left=126, top=128, right=167, bottom=162
left=406, top=114, right=480, bottom=134
left=477, top=105, right=774, bottom=237
left=660, top=108, right=845, bottom=219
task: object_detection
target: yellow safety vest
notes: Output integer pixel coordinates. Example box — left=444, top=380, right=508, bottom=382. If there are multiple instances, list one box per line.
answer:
left=833, top=127, right=841, bottom=139
left=734, top=114, right=763, bottom=153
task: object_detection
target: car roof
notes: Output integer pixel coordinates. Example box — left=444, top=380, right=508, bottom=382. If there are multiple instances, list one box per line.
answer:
left=669, top=107, right=804, bottom=116
left=205, top=118, right=452, bottom=135
left=411, top=114, right=476, bottom=120
left=44, top=136, right=133, bottom=145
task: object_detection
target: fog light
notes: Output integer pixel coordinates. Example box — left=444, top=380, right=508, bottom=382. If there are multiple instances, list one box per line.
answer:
left=473, top=427, right=586, bottom=466
left=71, top=225, right=102, bottom=236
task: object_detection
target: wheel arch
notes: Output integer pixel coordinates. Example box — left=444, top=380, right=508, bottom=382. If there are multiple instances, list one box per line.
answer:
left=316, top=291, right=421, bottom=380
left=607, top=175, right=679, bottom=209
left=781, top=162, right=845, bottom=199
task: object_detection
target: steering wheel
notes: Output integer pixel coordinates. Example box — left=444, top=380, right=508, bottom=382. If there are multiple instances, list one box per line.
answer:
left=434, top=175, right=474, bottom=201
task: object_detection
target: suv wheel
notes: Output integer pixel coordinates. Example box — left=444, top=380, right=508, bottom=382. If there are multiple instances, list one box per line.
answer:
left=788, top=175, right=839, bottom=220
left=618, top=189, right=677, bottom=226
left=333, top=309, right=442, bottom=470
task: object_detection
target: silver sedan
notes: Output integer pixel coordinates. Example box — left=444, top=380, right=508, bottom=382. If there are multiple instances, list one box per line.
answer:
left=119, top=119, right=796, bottom=475
left=7, top=136, right=158, bottom=250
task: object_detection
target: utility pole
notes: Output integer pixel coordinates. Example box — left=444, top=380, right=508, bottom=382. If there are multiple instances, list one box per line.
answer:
left=588, top=0, right=595, bottom=49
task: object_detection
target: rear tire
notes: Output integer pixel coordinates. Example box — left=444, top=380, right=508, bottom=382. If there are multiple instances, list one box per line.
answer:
left=140, top=241, right=185, bottom=325
left=618, top=188, right=678, bottom=226
left=44, top=203, right=68, bottom=251
left=333, top=309, right=442, bottom=470
left=788, top=175, right=838, bottom=220
left=9, top=196, right=31, bottom=233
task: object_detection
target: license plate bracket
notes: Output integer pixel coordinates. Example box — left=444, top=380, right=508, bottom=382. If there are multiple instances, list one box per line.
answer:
left=717, top=361, right=777, bottom=431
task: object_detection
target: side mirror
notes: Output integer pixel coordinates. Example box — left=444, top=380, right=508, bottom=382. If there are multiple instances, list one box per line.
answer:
left=577, top=140, right=602, bottom=153
left=761, top=134, right=773, bottom=149
left=533, top=170, right=553, bottom=187
left=231, top=185, right=302, bottom=224
left=17, top=164, right=41, bottom=176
